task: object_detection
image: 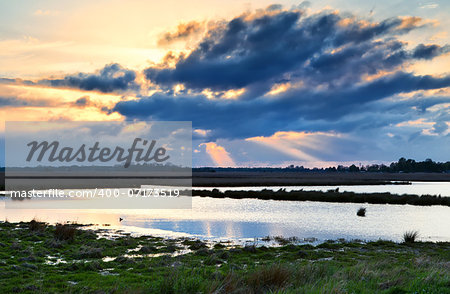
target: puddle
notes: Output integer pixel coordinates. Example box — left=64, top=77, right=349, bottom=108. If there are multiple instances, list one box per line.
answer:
left=45, top=256, right=67, bottom=265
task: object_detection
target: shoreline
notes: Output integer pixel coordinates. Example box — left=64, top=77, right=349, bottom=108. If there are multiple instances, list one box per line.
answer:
left=0, top=221, right=448, bottom=293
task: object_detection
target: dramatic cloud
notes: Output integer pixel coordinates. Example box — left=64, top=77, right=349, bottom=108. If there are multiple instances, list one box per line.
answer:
left=108, top=6, right=450, bottom=152
left=39, top=63, right=139, bottom=93
left=113, top=72, right=450, bottom=139
left=144, top=9, right=438, bottom=92
left=2, top=4, right=449, bottom=166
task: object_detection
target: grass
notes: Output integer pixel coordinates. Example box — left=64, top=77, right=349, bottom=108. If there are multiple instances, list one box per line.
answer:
left=357, top=207, right=366, bottom=217
left=191, top=189, right=450, bottom=206
left=54, top=223, right=77, bottom=241
left=403, top=231, right=419, bottom=243
left=29, top=218, right=46, bottom=232
left=0, top=221, right=448, bottom=293
left=247, top=263, right=291, bottom=292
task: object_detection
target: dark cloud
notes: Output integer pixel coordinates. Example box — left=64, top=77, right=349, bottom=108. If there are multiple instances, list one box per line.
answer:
left=110, top=7, right=449, bottom=142
left=144, top=9, right=438, bottom=92
left=312, top=73, right=450, bottom=119
left=39, top=63, right=139, bottom=93
left=412, top=44, right=450, bottom=59
left=113, top=72, right=450, bottom=139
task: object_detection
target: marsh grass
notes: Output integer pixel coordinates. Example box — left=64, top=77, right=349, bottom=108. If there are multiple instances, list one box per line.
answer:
left=77, top=246, right=103, bottom=258
left=54, top=223, right=77, bottom=241
left=29, top=218, right=46, bottom=232
left=209, top=264, right=292, bottom=293
left=403, top=231, right=419, bottom=243
left=192, top=189, right=450, bottom=206
left=273, top=236, right=299, bottom=245
left=357, top=207, right=366, bottom=217
left=247, top=263, right=291, bottom=292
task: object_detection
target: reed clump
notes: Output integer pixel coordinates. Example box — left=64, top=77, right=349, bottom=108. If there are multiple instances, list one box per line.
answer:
left=403, top=231, right=419, bottom=243
left=54, top=223, right=77, bottom=241
left=357, top=207, right=366, bottom=217
left=29, top=218, right=46, bottom=232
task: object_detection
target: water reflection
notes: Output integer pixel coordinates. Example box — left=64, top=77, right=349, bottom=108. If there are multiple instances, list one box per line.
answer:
left=2, top=195, right=449, bottom=243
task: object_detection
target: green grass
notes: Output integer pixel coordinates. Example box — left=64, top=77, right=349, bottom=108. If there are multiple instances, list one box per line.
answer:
left=0, top=221, right=449, bottom=293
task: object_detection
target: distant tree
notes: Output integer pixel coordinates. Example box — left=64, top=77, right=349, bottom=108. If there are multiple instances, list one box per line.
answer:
left=191, top=158, right=450, bottom=173
left=349, top=164, right=359, bottom=172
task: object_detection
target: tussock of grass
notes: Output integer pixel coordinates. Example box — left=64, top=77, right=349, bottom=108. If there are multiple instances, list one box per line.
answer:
left=29, top=218, right=46, bottom=232
left=210, top=264, right=292, bottom=293
left=357, top=207, right=366, bottom=217
left=403, top=231, right=419, bottom=243
left=54, top=223, right=77, bottom=241
left=247, top=264, right=291, bottom=292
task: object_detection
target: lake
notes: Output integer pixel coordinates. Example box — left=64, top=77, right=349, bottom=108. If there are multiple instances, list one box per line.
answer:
left=1, top=181, right=449, bottom=243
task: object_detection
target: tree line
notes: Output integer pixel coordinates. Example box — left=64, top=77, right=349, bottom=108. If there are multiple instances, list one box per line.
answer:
left=193, top=158, right=450, bottom=173
left=324, top=158, right=450, bottom=173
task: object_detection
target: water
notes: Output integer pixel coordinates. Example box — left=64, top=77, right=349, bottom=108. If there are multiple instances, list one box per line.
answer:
left=2, top=182, right=449, bottom=243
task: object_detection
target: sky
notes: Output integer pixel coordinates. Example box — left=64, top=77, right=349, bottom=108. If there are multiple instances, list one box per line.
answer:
left=0, top=0, right=449, bottom=167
